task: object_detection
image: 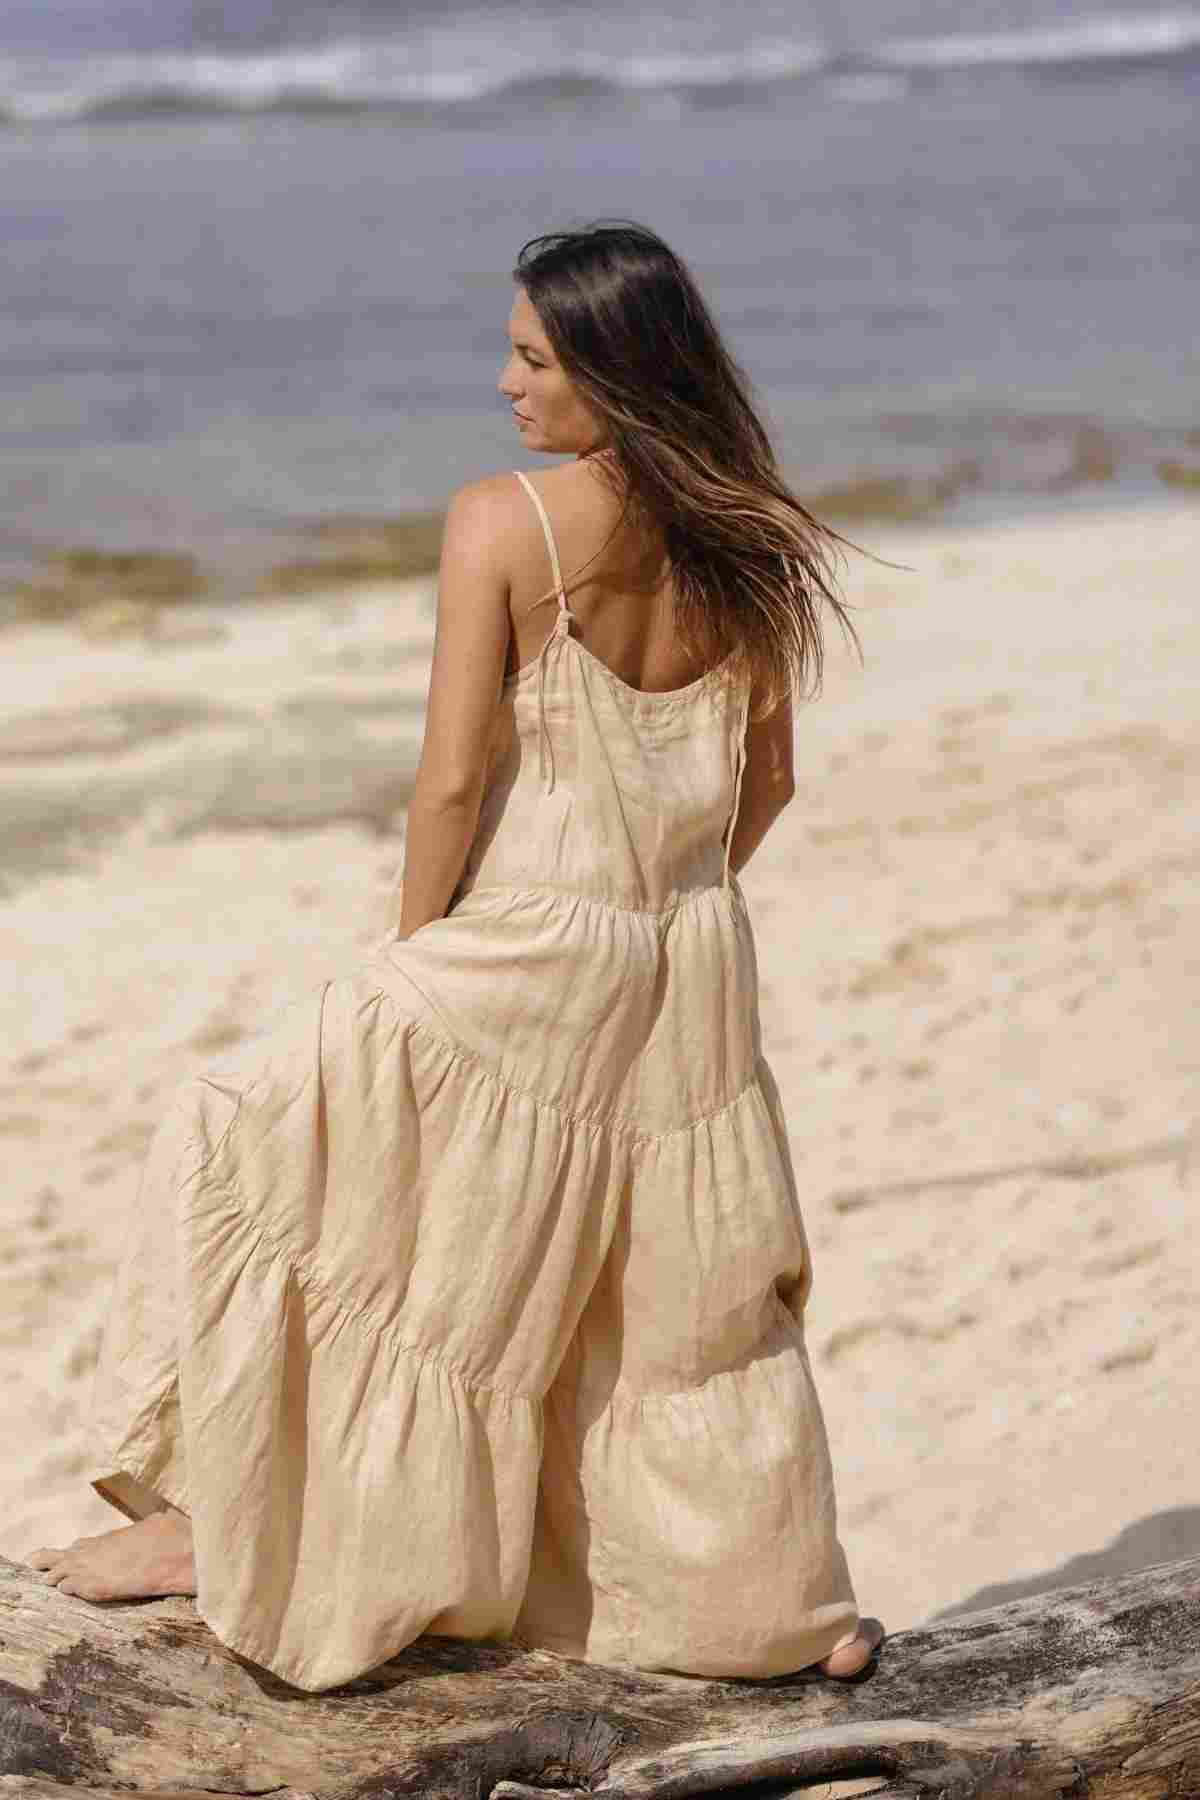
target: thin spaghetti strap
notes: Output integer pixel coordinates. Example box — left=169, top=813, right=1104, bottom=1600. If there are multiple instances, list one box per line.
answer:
left=514, top=470, right=569, bottom=610
left=513, top=470, right=572, bottom=794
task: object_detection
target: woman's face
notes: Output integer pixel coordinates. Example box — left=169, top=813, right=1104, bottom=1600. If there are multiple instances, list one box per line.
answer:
left=498, top=286, right=608, bottom=456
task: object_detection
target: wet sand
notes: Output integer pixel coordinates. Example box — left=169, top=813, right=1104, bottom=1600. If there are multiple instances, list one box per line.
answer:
left=2, top=491, right=1196, bottom=1640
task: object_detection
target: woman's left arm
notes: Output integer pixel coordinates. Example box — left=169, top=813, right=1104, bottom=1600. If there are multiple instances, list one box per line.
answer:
left=395, top=479, right=512, bottom=940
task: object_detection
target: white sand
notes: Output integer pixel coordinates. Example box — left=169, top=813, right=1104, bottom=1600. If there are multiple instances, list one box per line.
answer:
left=2, top=493, right=1196, bottom=1643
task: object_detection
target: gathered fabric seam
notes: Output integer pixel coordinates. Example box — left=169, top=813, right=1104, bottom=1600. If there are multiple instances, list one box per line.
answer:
left=173, top=1001, right=772, bottom=1409
left=449, top=878, right=744, bottom=922
left=589, top=1293, right=811, bottom=1418
left=200, top=1165, right=541, bottom=1406
left=398, top=1002, right=766, bottom=1148
left=195, top=1152, right=802, bottom=1439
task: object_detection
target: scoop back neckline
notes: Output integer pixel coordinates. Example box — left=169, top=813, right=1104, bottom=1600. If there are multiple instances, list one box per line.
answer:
left=504, top=629, right=738, bottom=703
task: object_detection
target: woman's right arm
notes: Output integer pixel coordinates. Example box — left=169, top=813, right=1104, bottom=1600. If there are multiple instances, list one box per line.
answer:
left=724, top=686, right=796, bottom=878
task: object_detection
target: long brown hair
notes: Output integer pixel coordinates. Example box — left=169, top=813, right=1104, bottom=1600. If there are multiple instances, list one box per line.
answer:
left=513, top=219, right=865, bottom=719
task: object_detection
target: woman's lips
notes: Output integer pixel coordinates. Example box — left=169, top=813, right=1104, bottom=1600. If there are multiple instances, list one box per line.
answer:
left=513, top=410, right=532, bottom=423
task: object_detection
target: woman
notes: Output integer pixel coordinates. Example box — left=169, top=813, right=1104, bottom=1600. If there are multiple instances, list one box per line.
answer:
left=30, top=220, right=884, bottom=1692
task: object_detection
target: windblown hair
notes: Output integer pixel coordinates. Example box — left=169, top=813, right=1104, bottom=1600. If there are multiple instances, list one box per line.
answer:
left=513, top=219, right=864, bottom=719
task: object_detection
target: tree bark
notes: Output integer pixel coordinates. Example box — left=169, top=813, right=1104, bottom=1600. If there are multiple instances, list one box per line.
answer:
left=2, top=1551, right=1197, bottom=1798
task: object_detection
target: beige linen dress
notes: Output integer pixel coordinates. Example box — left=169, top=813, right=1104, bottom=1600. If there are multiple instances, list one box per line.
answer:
left=88, top=467, right=859, bottom=1693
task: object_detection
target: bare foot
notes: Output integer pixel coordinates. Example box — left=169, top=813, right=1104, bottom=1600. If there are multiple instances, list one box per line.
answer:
left=27, top=1508, right=196, bottom=1602
left=816, top=1615, right=886, bottom=1678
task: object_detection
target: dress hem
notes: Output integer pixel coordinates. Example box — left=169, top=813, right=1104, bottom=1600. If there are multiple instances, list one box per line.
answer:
left=87, top=1457, right=406, bottom=1695
left=90, top=1462, right=191, bottom=1524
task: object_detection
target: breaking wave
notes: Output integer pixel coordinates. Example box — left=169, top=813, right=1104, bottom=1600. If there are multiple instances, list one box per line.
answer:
left=1, top=9, right=1197, bottom=125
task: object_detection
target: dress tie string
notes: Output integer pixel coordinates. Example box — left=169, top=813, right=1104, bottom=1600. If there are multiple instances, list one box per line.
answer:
left=722, top=682, right=751, bottom=888
left=514, top=470, right=572, bottom=796
left=534, top=605, right=572, bottom=793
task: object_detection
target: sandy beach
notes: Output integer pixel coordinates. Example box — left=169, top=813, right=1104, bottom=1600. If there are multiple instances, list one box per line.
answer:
left=2, top=489, right=1196, bottom=1645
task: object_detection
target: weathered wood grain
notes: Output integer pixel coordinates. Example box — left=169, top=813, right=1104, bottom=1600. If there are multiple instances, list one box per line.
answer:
left=2, top=1552, right=1197, bottom=1797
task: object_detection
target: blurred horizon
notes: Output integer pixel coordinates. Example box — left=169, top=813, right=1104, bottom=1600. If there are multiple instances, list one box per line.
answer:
left=1, top=0, right=1197, bottom=600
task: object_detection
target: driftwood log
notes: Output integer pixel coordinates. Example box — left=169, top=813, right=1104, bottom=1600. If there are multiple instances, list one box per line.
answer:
left=1, top=1551, right=1198, bottom=1799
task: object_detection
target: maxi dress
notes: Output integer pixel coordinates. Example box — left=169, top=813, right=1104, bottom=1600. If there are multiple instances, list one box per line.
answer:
left=87, top=467, right=860, bottom=1694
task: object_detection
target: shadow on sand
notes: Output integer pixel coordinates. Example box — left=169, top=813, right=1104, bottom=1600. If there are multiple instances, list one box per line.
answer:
left=927, top=1505, right=1200, bottom=1620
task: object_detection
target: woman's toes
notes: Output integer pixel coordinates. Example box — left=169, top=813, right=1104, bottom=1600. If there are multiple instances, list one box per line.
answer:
left=54, top=1571, right=95, bottom=1600
left=818, top=1615, right=886, bottom=1677
left=24, top=1518, right=196, bottom=1604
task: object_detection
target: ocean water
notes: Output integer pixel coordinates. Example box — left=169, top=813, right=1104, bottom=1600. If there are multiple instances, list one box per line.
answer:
left=1, top=0, right=1198, bottom=585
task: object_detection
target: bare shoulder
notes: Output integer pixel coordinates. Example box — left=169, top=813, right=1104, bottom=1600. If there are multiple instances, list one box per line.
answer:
left=444, top=469, right=525, bottom=526
left=437, top=472, right=533, bottom=582
left=443, top=461, right=616, bottom=570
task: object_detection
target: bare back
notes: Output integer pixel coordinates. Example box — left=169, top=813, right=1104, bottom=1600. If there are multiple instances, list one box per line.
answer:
left=504, top=459, right=715, bottom=694
left=502, top=459, right=796, bottom=854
